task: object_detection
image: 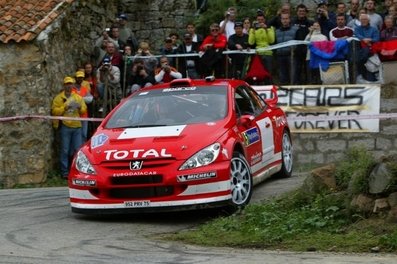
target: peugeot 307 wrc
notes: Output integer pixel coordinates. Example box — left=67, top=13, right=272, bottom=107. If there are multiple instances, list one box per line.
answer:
left=68, top=78, right=293, bottom=214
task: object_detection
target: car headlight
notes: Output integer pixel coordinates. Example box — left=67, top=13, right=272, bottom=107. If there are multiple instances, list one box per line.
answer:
left=179, top=143, right=221, bottom=170
left=75, top=150, right=97, bottom=175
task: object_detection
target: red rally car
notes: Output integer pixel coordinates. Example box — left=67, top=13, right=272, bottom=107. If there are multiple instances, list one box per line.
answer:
left=68, top=78, right=293, bottom=214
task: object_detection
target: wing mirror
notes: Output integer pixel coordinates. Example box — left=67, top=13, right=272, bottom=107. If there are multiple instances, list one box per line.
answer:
left=239, top=114, right=255, bottom=127
left=264, top=85, right=279, bottom=107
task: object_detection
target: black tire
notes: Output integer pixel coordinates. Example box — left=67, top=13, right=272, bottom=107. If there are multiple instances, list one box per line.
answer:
left=275, top=130, right=293, bottom=178
left=228, top=151, right=253, bottom=210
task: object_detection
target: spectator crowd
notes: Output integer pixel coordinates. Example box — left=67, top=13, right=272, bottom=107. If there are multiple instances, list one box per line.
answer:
left=52, top=0, right=397, bottom=177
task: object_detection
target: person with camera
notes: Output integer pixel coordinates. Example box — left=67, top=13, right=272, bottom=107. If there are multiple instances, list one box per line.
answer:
left=248, top=10, right=276, bottom=77
left=128, top=58, right=155, bottom=93
left=135, top=41, right=158, bottom=76
left=316, top=0, right=336, bottom=38
left=96, top=57, right=121, bottom=113
left=154, top=56, right=182, bottom=83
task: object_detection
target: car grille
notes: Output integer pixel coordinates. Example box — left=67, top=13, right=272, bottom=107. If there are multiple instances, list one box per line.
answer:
left=101, top=158, right=175, bottom=170
left=110, top=175, right=162, bottom=185
left=108, top=186, right=174, bottom=199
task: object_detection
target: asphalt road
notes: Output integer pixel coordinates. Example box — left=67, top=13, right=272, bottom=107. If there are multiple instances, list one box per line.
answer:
left=1, top=173, right=396, bottom=264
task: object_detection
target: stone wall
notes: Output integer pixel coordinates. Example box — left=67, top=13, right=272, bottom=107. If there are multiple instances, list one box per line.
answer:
left=0, top=0, right=197, bottom=187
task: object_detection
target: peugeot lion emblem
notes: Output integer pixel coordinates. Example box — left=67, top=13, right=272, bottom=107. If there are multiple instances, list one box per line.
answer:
left=130, top=161, right=143, bottom=170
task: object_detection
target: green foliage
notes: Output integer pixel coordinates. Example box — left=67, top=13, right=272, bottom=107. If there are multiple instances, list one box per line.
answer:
left=171, top=192, right=350, bottom=248
left=194, top=0, right=280, bottom=35
left=334, top=147, right=376, bottom=193
left=380, top=229, right=397, bottom=251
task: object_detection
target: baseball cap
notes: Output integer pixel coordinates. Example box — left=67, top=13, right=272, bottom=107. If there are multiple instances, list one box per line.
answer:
left=234, top=21, right=243, bottom=28
left=103, top=57, right=111, bottom=64
left=63, top=76, right=74, bottom=84
left=75, top=71, right=85, bottom=78
left=318, top=0, right=328, bottom=6
left=118, top=14, right=128, bottom=20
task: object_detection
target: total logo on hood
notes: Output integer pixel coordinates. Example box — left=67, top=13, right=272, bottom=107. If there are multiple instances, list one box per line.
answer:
left=104, top=149, right=172, bottom=160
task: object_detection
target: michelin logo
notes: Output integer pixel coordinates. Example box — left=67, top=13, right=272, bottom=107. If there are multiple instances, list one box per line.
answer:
left=177, top=172, right=217, bottom=182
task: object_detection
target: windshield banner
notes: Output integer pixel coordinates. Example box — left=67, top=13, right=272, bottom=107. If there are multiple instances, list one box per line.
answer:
left=253, top=84, right=381, bottom=133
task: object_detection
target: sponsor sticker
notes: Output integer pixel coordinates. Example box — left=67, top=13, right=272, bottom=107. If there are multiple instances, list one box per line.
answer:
left=124, top=200, right=151, bottom=208
left=72, top=179, right=96, bottom=187
left=112, top=171, right=157, bottom=177
left=241, top=127, right=260, bottom=146
left=177, top=172, right=217, bottom=182
left=104, top=149, right=172, bottom=160
left=91, top=133, right=108, bottom=149
left=250, top=152, right=262, bottom=165
left=162, top=87, right=196, bottom=92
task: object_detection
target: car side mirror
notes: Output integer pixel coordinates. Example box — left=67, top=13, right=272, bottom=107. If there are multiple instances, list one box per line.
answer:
left=264, top=85, right=279, bottom=107
left=239, top=114, right=254, bottom=127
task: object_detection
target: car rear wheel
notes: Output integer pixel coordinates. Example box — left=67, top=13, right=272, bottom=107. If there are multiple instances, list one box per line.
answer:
left=230, top=152, right=253, bottom=208
left=276, top=130, right=293, bottom=178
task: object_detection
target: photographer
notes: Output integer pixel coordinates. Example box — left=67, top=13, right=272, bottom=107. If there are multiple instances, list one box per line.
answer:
left=316, top=0, right=336, bottom=38
left=154, top=56, right=182, bottom=83
left=127, top=58, right=155, bottom=94
left=96, top=57, right=121, bottom=111
left=248, top=9, right=275, bottom=78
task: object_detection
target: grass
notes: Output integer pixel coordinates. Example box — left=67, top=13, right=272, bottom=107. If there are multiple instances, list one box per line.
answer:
left=164, top=191, right=397, bottom=253
left=162, top=147, right=397, bottom=253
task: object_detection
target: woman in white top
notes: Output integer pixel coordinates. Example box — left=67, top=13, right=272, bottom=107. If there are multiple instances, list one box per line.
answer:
left=304, top=22, right=328, bottom=84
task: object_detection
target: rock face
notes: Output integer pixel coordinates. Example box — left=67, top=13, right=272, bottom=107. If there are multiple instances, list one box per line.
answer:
left=368, top=163, right=394, bottom=194
left=303, top=164, right=337, bottom=194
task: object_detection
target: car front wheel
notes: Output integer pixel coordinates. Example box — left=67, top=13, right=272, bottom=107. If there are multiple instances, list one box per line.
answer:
left=276, top=130, right=293, bottom=178
left=229, top=152, right=253, bottom=208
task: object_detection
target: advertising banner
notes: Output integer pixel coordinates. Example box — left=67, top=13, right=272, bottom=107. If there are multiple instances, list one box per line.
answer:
left=253, top=85, right=381, bottom=133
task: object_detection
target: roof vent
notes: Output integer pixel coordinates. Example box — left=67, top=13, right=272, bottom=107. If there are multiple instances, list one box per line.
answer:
left=170, top=78, right=193, bottom=87
left=205, top=76, right=215, bottom=82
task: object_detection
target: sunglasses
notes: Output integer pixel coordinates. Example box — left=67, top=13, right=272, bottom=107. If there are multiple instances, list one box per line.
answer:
left=211, top=28, right=219, bottom=32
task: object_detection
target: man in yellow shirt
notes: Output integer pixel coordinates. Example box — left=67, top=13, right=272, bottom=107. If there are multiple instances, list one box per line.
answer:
left=52, top=77, right=87, bottom=178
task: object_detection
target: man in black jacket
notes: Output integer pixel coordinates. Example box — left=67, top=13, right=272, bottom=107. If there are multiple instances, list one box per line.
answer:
left=291, top=4, right=313, bottom=84
left=177, top=33, right=200, bottom=79
left=228, top=22, right=249, bottom=79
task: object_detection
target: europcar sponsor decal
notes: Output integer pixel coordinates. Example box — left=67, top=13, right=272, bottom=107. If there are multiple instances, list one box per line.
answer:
left=241, top=127, right=260, bottom=146
left=104, top=149, right=172, bottom=160
left=163, top=87, right=196, bottom=92
left=177, top=172, right=217, bottom=182
left=250, top=152, right=262, bottom=165
left=91, top=133, right=109, bottom=149
left=72, top=179, right=96, bottom=187
left=113, top=171, right=158, bottom=177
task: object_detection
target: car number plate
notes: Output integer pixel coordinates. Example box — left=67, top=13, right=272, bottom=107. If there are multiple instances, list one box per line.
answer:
left=124, top=200, right=151, bottom=208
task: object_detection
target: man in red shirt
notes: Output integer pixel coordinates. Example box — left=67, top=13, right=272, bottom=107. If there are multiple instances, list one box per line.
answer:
left=329, top=14, right=353, bottom=40
left=199, top=23, right=227, bottom=77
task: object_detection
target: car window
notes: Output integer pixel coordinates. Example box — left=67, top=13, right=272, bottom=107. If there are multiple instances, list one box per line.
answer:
left=234, top=86, right=265, bottom=117
left=105, top=86, right=228, bottom=128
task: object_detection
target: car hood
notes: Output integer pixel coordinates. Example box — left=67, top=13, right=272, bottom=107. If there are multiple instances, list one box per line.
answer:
left=87, top=122, right=229, bottom=164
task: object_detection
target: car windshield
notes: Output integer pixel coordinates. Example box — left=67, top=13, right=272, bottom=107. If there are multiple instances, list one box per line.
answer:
left=105, top=86, right=228, bottom=128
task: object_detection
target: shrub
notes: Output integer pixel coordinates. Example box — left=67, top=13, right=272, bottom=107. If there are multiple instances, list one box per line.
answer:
left=334, top=147, right=376, bottom=193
